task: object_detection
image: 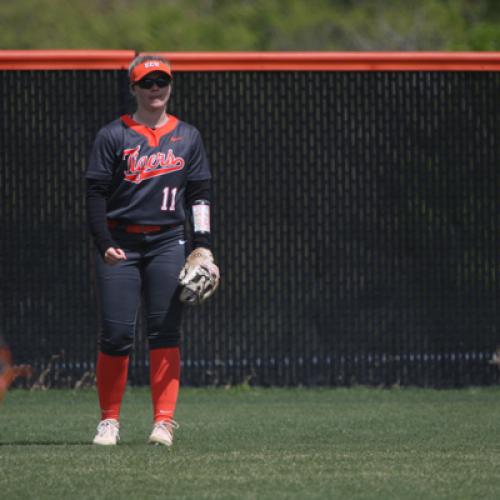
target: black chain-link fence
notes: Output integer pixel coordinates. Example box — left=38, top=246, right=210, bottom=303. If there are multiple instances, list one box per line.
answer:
left=1, top=69, right=499, bottom=387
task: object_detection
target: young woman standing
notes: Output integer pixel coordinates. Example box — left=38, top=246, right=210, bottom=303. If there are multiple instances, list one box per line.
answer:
left=86, top=54, right=219, bottom=446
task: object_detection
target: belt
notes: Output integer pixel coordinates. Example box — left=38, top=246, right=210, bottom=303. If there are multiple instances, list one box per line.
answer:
left=107, top=219, right=179, bottom=234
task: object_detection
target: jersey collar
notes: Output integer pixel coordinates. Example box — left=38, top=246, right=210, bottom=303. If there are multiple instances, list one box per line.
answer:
left=120, top=114, right=179, bottom=147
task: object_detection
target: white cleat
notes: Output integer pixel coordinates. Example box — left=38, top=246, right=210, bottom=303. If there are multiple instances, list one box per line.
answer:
left=93, top=419, right=120, bottom=446
left=148, top=420, right=179, bottom=447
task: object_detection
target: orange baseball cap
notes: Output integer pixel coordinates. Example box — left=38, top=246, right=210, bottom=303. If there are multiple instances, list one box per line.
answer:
left=130, top=60, right=172, bottom=83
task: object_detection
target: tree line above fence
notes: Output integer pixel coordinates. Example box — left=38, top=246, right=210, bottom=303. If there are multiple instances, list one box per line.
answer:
left=1, top=0, right=499, bottom=51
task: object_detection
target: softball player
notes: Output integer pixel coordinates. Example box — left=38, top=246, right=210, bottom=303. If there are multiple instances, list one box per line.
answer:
left=86, top=54, right=219, bottom=446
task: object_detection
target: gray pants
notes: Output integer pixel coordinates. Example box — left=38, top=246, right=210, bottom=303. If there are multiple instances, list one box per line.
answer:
left=95, top=226, right=186, bottom=355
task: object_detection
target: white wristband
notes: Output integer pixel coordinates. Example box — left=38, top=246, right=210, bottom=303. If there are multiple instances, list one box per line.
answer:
left=192, top=201, right=210, bottom=233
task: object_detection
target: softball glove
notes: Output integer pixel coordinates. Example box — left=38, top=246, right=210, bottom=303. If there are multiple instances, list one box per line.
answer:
left=178, top=248, right=220, bottom=305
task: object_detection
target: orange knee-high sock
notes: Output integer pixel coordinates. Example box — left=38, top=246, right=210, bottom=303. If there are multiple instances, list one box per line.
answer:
left=149, top=347, right=180, bottom=423
left=96, top=352, right=129, bottom=421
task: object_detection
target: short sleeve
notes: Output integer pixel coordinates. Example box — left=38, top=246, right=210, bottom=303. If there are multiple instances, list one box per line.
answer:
left=187, top=128, right=212, bottom=181
left=86, top=126, right=119, bottom=181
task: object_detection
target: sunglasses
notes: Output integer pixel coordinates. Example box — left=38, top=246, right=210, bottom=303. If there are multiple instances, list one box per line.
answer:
left=135, top=77, right=171, bottom=89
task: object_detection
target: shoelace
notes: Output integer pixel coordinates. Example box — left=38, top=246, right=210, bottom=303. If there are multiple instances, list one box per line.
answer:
left=155, top=419, right=180, bottom=431
left=96, top=419, right=119, bottom=436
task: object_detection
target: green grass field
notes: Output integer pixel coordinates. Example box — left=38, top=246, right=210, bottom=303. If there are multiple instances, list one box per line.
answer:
left=1, top=387, right=500, bottom=499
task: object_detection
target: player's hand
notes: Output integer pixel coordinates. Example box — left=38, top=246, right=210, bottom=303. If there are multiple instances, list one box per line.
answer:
left=104, top=247, right=127, bottom=265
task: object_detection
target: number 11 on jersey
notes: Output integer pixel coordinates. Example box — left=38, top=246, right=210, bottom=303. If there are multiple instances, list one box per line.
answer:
left=161, top=187, right=177, bottom=211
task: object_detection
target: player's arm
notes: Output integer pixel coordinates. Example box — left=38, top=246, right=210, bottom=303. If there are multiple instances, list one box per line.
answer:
left=178, top=128, right=220, bottom=304
left=85, top=126, right=126, bottom=264
left=184, top=127, right=214, bottom=251
left=86, top=179, right=124, bottom=262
